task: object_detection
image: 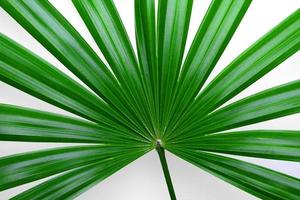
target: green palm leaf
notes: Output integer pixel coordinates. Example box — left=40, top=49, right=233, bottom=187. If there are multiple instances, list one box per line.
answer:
left=0, top=104, right=146, bottom=144
left=11, top=149, right=147, bottom=200
left=135, top=0, right=159, bottom=132
left=0, top=0, right=299, bottom=199
left=173, top=130, right=300, bottom=161
left=165, top=0, right=252, bottom=136
left=0, top=145, right=148, bottom=191
left=0, top=0, right=149, bottom=136
left=172, top=8, right=300, bottom=134
left=157, top=0, right=193, bottom=136
left=72, top=0, right=154, bottom=135
left=170, top=148, right=300, bottom=200
left=171, top=80, right=300, bottom=140
left=0, top=34, right=141, bottom=136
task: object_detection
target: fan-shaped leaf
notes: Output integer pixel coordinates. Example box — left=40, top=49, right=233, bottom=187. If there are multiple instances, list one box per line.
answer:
left=0, top=1, right=299, bottom=199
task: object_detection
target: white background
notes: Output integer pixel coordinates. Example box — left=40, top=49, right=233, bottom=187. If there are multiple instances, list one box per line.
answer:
left=0, top=0, right=300, bottom=199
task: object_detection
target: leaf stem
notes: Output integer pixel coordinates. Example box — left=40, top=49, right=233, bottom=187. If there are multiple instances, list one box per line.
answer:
left=156, top=140, right=177, bottom=200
